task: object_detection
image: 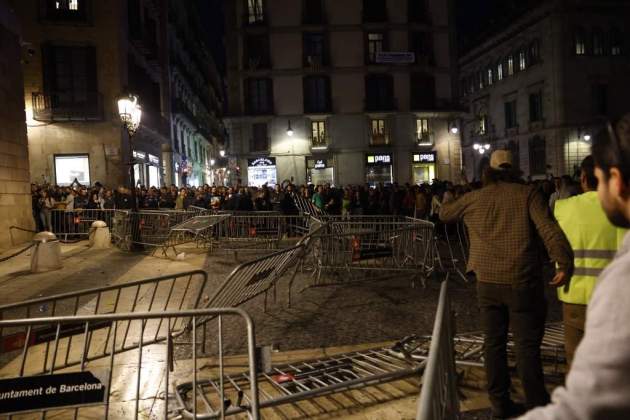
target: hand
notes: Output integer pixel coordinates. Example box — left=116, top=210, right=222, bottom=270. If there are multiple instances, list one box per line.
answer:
left=549, top=271, right=567, bottom=288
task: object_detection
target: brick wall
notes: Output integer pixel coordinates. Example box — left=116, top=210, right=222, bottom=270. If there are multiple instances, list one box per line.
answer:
left=0, top=5, right=34, bottom=252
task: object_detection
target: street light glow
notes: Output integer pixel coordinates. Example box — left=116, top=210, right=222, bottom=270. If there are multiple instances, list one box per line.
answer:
left=287, top=120, right=294, bottom=137
left=474, top=143, right=491, bottom=155
left=219, top=150, right=225, bottom=157
left=583, top=133, right=591, bottom=141
left=450, top=126, right=459, bottom=134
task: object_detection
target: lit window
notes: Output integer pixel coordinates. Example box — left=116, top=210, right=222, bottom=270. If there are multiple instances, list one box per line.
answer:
left=367, top=33, right=384, bottom=63
left=247, top=0, right=264, bottom=24
left=497, top=62, right=503, bottom=80
left=611, top=28, right=622, bottom=56
left=417, top=119, right=431, bottom=144
left=575, top=28, right=586, bottom=55
left=519, top=51, right=526, bottom=70
left=507, top=55, right=514, bottom=75
left=56, top=0, right=78, bottom=10
left=487, top=68, right=493, bottom=85
left=593, top=29, right=604, bottom=56
left=311, top=121, right=327, bottom=146
left=370, top=119, right=388, bottom=145
left=479, top=115, right=487, bottom=135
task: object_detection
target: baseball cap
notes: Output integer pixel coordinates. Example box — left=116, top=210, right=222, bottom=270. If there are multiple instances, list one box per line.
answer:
left=490, top=150, right=513, bottom=170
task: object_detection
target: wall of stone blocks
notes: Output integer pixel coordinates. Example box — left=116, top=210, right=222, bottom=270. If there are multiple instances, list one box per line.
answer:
left=0, top=7, right=34, bottom=252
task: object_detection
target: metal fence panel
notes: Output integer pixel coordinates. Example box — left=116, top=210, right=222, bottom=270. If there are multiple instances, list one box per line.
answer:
left=0, top=270, right=208, bottom=373
left=416, top=279, right=460, bottom=420
left=0, top=308, right=259, bottom=420
left=49, top=209, right=121, bottom=240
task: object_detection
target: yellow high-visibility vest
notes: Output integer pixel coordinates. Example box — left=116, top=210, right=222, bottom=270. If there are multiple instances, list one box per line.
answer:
left=555, top=191, right=626, bottom=305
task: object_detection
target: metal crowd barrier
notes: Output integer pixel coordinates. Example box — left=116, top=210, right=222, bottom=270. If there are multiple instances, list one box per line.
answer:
left=49, top=209, right=120, bottom=240
left=0, top=270, right=208, bottom=372
left=0, top=308, right=259, bottom=420
left=435, top=222, right=470, bottom=283
left=415, top=279, right=460, bottom=420
left=304, top=216, right=436, bottom=288
left=209, top=214, right=310, bottom=258
left=292, top=194, right=325, bottom=217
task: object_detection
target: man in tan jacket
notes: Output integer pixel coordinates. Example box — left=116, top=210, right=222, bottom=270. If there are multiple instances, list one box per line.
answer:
left=440, top=150, right=573, bottom=419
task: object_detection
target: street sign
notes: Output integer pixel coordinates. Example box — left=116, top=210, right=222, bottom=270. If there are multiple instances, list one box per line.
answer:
left=0, top=371, right=106, bottom=414
left=375, top=52, right=415, bottom=64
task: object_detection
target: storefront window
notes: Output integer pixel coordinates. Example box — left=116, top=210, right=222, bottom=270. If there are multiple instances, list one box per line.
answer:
left=307, top=158, right=334, bottom=185
left=412, top=152, right=436, bottom=185
left=54, top=154, right=90, bottom=186
left=365, top=153, right=393, bottom=186
left=247, top=157, right=277, bottom=187
left=148, top=165, right=160, bottom=187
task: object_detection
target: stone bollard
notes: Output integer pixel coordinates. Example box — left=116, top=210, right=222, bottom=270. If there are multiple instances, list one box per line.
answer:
left=31, top=232, right=62, bottom=273
left=89, top=220, right=111, bottom=249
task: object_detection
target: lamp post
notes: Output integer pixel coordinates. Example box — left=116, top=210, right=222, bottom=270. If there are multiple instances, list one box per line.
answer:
left=117, top=93, right=142, bottom=213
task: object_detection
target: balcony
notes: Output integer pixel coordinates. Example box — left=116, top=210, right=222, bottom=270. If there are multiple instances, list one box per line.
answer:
left=369, top=133, right=390, bottom=146
left=364, top=97, right=397, bottom=112
left=32, top=91, right=103, bottom=121
left=416, top=132, right=434, bottom=146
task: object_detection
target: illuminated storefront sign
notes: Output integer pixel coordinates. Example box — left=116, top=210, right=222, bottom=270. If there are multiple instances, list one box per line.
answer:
left=413, top=152, right=436, bottom=163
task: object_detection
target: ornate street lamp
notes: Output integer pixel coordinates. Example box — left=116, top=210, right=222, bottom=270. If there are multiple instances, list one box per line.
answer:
left=117, top=93, right=142, bottom=213
left=286, top=120, right=294, bottom=136
left=473, top=143, right=491, bottom=155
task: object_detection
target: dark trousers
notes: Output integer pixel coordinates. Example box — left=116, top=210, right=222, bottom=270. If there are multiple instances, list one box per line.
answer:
left=477, top=281, right=550, bottom=411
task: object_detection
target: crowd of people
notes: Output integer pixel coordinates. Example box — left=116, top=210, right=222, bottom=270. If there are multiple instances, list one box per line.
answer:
left=30, top=173, right=587, bottom=233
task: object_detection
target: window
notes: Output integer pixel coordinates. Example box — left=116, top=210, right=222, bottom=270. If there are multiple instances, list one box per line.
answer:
left=410, top=32, right=432, bottom=63
left=504, top=100, right=517, bottom=129
left=519, top=50, right=527, bottom=71
left=311, top=121, right=327, bottom=147
left=367, top=32, right=385, bottom=64
left=365, top=74, right=395, bottom=111
left=303, top=32, right=328, bottom=66
left=575, top=27, right=586, bottom=55
left=245, top=34, right=271, bottom=69
left=246, top=78, right=273, bottom=114
left=507, top=55, right=514, bottom=75
left=252, top=123, right=269, bottom=151
left=416, top=119, right=431, bottom=145
left=487, top=68, right=493, bottom=86
left=410, top=73, right=436, bottom=109
left=303, top=0, right=325, bottom=24
left=363, top=0, right=387, bottom=23
left=370, top=119, right=388, bottom=145
left=593, top=28, right=605, bottom=56
left=508, top=140, right=520, bottom=171
left=497, top=61, right=504, bottom=81
left=592, top=84, right=608, bottom=116
left=611, top=28, right=623, bottom=56
left=528, top=40, right=541, bottom=64
left=408, top=0, right=427, bottom=23
left=303, top=76, right=331, bottom=113
left=43, top=0, right=89, bottom=22
left=174, top=127, right=180, bottom=153
left=246, top=0, right=264, bottom=24
left=478, top=71, right=484, bottom=89
left=478, top=115, right=488, bottom=135
left=54, top=154, right=90, bottom=186
left=529, top=92, right=543, bottom=122
left=529, top=136, right=546, bottom=175
left=41, top=45, right=98, bottom=116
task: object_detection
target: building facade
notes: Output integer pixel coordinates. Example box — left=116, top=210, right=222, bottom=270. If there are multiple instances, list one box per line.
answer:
left=168, top=0, right=226, bottom=187
left=10, top=0, right=224, bottom=188
left=0, top=3, right=34, bottom=251
left=459, top=0, right=630, bottom=181
left=224, top=0, right=462, bottom=187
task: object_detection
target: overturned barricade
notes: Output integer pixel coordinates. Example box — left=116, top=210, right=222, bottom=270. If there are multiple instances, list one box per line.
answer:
left=304, top=216, right=436, bottom=288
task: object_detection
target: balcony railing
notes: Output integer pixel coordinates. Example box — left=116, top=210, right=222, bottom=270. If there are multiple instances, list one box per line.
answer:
left=32, top=91, right=103, bottom=121
left=369, top=133, right=390, bottom=146
left=310, top=135, right=329, bottom=149
left=365, top=97, right=397, bottom=112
